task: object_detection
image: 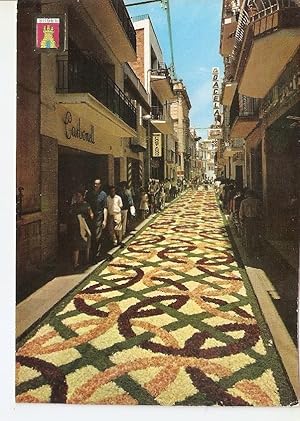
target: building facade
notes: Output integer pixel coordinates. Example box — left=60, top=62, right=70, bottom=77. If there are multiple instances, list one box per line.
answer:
left=170, top=80, right=192, bottom=180
left=17, top=0, right=148, bottom=290
left=219, top=0, right=300, bottom=245
left=130, top=15, right=175, bottom=181
left=199, top=139, right=217, bottom=181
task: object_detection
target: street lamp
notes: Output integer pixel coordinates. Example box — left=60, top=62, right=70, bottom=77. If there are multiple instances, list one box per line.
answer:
left=142, top=114, right=152, bottom=183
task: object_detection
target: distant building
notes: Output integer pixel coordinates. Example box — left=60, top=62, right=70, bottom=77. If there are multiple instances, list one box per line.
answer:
left=199, top=139, right=217, bottom=181
left=170, top=80, right=192, bottom=179
left=130, top=15, right=175, bottom=181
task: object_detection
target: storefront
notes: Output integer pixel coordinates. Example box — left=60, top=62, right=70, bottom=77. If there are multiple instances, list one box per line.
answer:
left=264, top=118, right=298, bottom=242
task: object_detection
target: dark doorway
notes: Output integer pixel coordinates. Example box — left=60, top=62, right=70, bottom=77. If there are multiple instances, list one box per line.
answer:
left=251, top=141, right=262, bottom=197
left=58, top=146, right=103, bottom=271
left=235, top=165, right=243, bottom=188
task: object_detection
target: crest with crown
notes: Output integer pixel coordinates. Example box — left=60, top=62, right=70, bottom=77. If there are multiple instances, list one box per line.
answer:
left=40, top=24, right=57, bottom=48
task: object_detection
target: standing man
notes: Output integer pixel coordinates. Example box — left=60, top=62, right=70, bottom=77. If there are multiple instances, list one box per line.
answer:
left=107, top=185, right=123, bottom=247
left=118, top=181, right=133, bottom=239
left=239, top=189, right=263, bottom=256
left=86, top=178, right=108, bottom=262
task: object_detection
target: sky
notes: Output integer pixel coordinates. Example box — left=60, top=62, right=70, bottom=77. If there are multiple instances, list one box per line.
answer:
left=125, top=0, right=224, bottom=140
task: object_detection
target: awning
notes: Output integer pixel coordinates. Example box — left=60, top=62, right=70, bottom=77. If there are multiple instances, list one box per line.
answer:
left=221, top=82, right=237, bottom=107
left=56, top=92, right=137, bottom=138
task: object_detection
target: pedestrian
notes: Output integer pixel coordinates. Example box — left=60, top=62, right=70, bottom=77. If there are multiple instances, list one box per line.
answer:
left=107, top=185, right=123, bottom=247
left=148, top=179, right=157, bottom=214
left=117, top=181, right=133, bottom=240
left=69, top=191, right=93, bottom=270
left=170, top=178, right=177, bottom=199
left=239, top=189, right=263, bottom=256
left=85, top=178, right=108, bottom=262
left=158, top=185, right=166, bottom=211
left=164, top=178, right=171, bottom=202
left=232, top=188, right=245, bottom=236
left=139, top=188, right=149, bottom=220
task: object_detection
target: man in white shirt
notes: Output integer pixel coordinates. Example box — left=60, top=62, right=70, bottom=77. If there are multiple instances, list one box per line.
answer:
left=107, top=185, right=123, bottom=247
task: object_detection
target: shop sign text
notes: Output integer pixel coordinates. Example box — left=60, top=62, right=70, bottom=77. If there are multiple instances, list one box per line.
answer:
left=64, top=111, right=95, bottom=144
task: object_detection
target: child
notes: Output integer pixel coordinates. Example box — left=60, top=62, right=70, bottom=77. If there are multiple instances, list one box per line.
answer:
left=139, top=188, right=149, bottom=220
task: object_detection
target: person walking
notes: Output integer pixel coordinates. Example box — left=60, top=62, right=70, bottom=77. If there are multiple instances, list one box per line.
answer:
left=117, top=181, right=133, bottom=240
left=107, top=185, right=123, bottom=247
left=158, top=184, right=166, bottom=211
left=170, top=178, right=177, bottom=199
left=139, top=188, right=149, bottom=220
left=69, top=191, right=93, bottom=270
left=148, top=179, right=157, bottom=214
left=164, top=178, right=171, bottom=202
left=239, top=189, right=263, bottom=256
left=85, top=178, right=108, bottom=262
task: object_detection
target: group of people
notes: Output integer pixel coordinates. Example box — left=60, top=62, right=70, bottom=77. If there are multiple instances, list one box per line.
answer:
left=69, top=179, right=133, bottom=270
left=139, top=177, right=192, bottom=219
left=68, top=177, right=192, bottom=269
left=217, top=179, right=263, bottom=256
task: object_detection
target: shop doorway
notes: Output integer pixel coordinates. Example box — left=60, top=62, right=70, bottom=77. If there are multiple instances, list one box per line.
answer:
left=58, top=146, right=105, bottom=271
left=235, top=165, right=243, bottom=188
left=250, top=142, right=262, bottom=197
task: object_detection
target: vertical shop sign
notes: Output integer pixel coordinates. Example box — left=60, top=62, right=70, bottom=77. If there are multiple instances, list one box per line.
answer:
left=212, top=67, right=221, bottom=124
left=152, top=133, right=162, bottom=157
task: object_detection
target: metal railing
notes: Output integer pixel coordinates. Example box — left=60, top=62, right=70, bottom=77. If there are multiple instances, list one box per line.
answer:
left=151, top=105, right=166, bottom=121
left=230, top=2, right=251, bottom=78
left=260, top=47, right=300, bottom=117
left=238, top=94, right=260, bottom=116
left=247, top=0, right=299, bottom=21
left=151, top=62, right=170, bottom=77
left=110, top=0, right=136, bottom=51
left=230, top=92, right=260, bottom=127
left=123, top=63, right=149, bottom=105
left=229, top=0, right=299, bottom=78
left=57, top=48, right=136, bottom=130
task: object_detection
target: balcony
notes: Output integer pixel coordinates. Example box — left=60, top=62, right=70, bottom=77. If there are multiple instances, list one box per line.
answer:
left=230, top=93, right=260, bottom=139
left=221, top=80, right=238, bottom=107
left=79, top=0, right=136, bottom=62
left=123, top=63, right=150, bottom=111
left=57, top=49, right=137, bottom=137
left=150, top=63, right=175, bottom=102
left=260, top=47, right=300, bottom=125
left=220, top=10, right=238, bottom=57
left=151, top=105, right=174, bottom=135
left=230, top=0, right=300, bottom=98
left=129, top=125, right=147, bottom=153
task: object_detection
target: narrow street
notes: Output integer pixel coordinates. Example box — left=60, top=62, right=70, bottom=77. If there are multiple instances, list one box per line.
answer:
left=16, top=190, right=296, bottom=406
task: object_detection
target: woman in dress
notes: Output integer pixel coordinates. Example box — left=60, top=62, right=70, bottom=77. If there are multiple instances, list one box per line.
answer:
left=69, top=191, right=94, bottom=270
left=139, top=188, right=149, bottom=220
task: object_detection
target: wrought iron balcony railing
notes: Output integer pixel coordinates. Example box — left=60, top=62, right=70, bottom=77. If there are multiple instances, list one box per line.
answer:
left=230, top=93, right=260, bottom=127
left=151, top=62, right=171, bottom=78
left=247, top=0, right=298, bottom=21
left=57, top=47, right=136, bottom=130
left=260, top=47, right=300, bottom=119
left=110, top=0, right=136, bottom=52
left=151, top=105, right=167, bottom=121
left=228, top=0, right=300, bottom=80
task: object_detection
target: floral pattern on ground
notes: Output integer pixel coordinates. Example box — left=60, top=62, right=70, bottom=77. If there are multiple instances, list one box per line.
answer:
left=16, top=191, right=296, bottom=406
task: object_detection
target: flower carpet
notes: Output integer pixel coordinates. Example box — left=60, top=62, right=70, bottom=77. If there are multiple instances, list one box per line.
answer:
left=16, top=190, right=296, bottom=406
